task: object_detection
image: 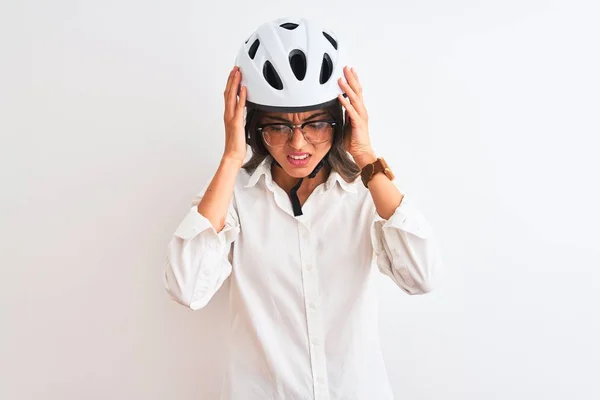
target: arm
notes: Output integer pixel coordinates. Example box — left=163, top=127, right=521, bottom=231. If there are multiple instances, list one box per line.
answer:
left=365, top=170, right=443, bottom=295
left=356, top=149, right=442, bottom=296
left=336, top=66, right=442, bottom=295
left=198, top=157, right=244, bottom=232
left=355, top=153, right=404, bottom=220
left=165, top=65, right=248, bottom=309
left=164, top=157, right=242, bottom=309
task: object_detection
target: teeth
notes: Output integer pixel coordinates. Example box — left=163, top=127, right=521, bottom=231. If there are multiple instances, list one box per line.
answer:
left=290, top=154, right=309, bottom=160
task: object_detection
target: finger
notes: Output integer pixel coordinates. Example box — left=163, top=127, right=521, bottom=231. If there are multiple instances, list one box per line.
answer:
left=226, top=69, right=242, bottom=119
left=338, top=77, right=367, bottom=117
left=236, top=85, right=247, bottom=116
left=224, top=69, right=237, bottom=121
left=338, top=92, right=360, bottom=122
left=342, top=69, right=367, bottom=115
left=350, top=67, right=363, bottom=95
left=224, top=66, right=238, bottom=99
left=343, top=66, right=362, bottom=97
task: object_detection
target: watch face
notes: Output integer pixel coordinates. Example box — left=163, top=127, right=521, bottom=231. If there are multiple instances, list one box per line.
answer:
left=378, top=158, right=394, bottom=181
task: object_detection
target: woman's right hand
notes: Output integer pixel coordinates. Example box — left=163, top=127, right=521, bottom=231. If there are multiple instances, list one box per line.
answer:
left=222, top=66, right=248, bottom=163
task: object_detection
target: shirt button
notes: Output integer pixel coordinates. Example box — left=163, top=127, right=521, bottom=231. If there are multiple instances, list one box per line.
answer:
left=311, top=337, right=320, bottom=345
left=317, top=376, right=325, bottom=384
left=308, top=302, right=316, bottom=310
left=306, top=263, right=312, bottom=271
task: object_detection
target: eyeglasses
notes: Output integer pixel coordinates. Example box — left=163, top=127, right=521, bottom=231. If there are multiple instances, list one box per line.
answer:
left=257, top=120, right=337, bottom=147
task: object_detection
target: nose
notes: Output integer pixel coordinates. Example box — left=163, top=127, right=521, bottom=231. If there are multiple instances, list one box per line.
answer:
left=288, top=126, right=307, bottom=150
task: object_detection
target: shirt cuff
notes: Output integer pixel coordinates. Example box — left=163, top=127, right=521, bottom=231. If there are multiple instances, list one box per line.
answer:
left=173, top=205, right=238, bottom=244
left=375, top=193, right=433, bottom=239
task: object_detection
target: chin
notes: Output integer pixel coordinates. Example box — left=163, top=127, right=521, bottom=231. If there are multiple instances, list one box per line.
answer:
left=277, top=160, right=309, bottom=173
left=286, top=167, right=312, bottom=178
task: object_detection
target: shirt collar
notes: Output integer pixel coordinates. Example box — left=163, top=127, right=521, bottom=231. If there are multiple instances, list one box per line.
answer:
left=244, top=156, right=357, bottom=194
left=324, top=170, right=357, bottom=193
left=244, top=156, right=273, bottom=189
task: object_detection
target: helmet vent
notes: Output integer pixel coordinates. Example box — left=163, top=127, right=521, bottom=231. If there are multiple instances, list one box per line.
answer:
left=248, top=39, right=260, bottom=60
left=263, top=60, right=284, bottom=90
left=322, top=31, right=338, bottom=50
left=280, top=22, right=299, bottom=30
left=319, top=53, right=333, bottom=84
left=289, top=49, right=307, bottom=81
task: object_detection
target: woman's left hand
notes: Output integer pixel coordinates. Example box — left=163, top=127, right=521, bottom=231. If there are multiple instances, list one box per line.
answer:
left=338, top=66, right=377, bottom=168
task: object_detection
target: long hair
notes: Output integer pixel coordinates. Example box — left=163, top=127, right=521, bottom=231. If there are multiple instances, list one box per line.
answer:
left=242, top=99, right=360, bottom=182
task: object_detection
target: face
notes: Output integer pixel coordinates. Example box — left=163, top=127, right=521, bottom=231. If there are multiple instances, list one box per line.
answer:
left=258, top=110, right=334, bottom=178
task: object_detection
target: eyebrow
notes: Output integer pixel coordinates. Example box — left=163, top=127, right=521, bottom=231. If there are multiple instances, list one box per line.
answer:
left=263, top=112, right=330, bottom=123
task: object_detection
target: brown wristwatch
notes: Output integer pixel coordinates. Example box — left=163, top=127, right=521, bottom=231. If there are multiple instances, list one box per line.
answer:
left=360, top=157, right=395, bottom=188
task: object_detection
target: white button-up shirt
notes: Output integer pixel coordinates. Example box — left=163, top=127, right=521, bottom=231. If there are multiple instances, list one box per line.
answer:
left=165, top=156, right=442, bottom=400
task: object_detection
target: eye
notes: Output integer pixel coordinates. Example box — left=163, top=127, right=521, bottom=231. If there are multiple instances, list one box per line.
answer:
left=266, top=124, right=289, bottom=133
left=308, top=122, right=328, bottom=129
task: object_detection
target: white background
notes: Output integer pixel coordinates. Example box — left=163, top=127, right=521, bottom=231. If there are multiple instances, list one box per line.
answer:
left=1, top=1, right=599, bottom=399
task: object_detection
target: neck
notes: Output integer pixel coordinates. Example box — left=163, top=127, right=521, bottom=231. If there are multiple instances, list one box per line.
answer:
left=271, top=160, right=330, bottom=194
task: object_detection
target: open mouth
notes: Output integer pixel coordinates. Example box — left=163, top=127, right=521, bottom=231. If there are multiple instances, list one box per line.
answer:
left=287, top=153, right=311, bottom=166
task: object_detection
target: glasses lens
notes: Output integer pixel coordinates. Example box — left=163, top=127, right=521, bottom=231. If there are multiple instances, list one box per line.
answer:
left=261, top=121, right=334, bottom=146
left=303, top=121, right=333, bottom=143
left=263, top=125, right=292, bottom=146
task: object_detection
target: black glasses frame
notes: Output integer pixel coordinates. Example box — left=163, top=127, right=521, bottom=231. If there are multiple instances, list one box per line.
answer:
left=256, top=120, right=337, bottom=147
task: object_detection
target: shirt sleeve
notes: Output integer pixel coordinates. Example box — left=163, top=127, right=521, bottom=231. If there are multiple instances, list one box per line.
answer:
left=369, top=192, right=443, bottom=295
left=164, top=185, right=240, bottom=310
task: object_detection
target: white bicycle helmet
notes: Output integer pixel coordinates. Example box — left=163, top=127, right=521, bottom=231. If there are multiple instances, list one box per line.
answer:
left=234, top=17, right=349, bottom=112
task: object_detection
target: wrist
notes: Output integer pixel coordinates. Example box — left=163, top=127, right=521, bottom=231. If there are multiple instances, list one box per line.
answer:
left=353, top=152, right=378, bottom=169
left=221, top=155, right=245, bottom=168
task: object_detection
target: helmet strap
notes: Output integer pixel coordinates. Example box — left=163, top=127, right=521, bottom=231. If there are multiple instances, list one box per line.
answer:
left=271, top=153, right=330, bottom=216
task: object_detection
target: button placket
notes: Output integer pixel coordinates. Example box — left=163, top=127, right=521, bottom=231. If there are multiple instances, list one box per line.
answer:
left=298, top=224, right=329, bottom=400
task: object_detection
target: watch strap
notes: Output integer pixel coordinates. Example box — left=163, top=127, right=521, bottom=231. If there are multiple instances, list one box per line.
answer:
left=361, top=157, right=394, bottom=188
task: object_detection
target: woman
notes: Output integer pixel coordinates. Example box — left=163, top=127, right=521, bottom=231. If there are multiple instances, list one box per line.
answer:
left=165, top=17, right=443, bottom=400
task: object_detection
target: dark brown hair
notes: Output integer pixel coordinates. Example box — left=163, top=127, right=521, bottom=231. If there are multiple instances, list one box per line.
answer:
left=242, top=99, right=360, bottom=182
